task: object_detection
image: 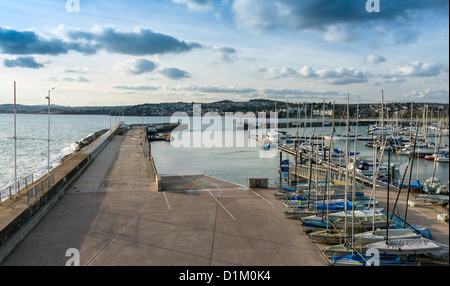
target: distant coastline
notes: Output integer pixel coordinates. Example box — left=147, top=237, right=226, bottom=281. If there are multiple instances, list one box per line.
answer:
left=0, top=100, right=448, bottom=119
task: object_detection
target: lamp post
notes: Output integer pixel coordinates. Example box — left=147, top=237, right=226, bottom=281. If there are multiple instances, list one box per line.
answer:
left=142, top=113, right=146, bottom=132
left=109, top=111, right=113, bottom=134
left=46, top=87, right=55, bottom=180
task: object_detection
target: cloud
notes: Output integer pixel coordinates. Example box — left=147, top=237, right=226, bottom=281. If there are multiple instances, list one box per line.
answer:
left=262, top=65, right=367, bottom=84
left=67, top=27, right=202, bottom=56
left=389, top=62, right=448, bottom=77
left=263, top=88, right=343, bottom=99
left=316, top=67, right=368, bottom=85
left=158, top=67, right=191, bottom=80
left=179, top=85, right=257, bottom=93
left=366, top=54, right=386, bottom=64
left=172, top=0, right=214, bottom=12
left=402, top=89, right=449, bottom=102
left=231, top=0, right=448, bottom=42
left=113, top=85, right=159, bottom=91
left=4, top=56, right=45, bottom=68
left=122, top=59, right=158, bottom=75
left=0, top=27, right=95, bottom=55
left=60, top=76, right=90, bottom=82
left=265, top=67, right=297, bottom=79
left=323, top=24, right=353, bottom=43
left=213, top=47, right=238, bottom=62
left=0, top=26, right=202, bottom=57
left=298, top=66, right=318, bottom=78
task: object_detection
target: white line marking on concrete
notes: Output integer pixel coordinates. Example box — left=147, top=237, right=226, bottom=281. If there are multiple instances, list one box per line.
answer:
left=208, top=191, right=235, bottom=220
left=85, top=192, right=159, bottom=266
left=163, top=191, right=171, bottom=210
left=249, top=189, right=274, bottom=206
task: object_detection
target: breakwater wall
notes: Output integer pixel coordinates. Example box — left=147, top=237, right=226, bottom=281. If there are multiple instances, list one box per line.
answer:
left=0, top=124, right=122, bottom=262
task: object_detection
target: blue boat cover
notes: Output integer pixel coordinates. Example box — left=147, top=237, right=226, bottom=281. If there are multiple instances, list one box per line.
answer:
left=314, top=201, right=354, bottom=211
left=389, top=214, right=432, bottom=239
left=410, top=180, right=423, bottom=189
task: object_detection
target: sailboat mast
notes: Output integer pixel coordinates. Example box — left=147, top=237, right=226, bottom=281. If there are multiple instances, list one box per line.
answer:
left=404, top=123, right=419, bottom=227
left=386, top=132, right=391, bottom=244
left=344, top=94, right=349, bottom=235
left=14, top=81, right=17, bottom=198
left=325, top=101, right=335, bottom=229
left=351, top=97, right=359, bottom=255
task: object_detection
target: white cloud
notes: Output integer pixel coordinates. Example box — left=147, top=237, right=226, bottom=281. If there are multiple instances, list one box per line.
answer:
left=122, top=59, right=158, bottom=75
left=389, top=62, right=448, bottom=77
left=158, top=67, right=191, bottom=80
left=366, top=54, right=386, bottom=64
left=402, top=89, right=449, bottom=102
left=172, top=0, right=214, bottom=12
left=212, top=47, right=238, bottom=62
left=298, top=66, right=318, bottom=78
left=264, top=67, right=297, bottom=79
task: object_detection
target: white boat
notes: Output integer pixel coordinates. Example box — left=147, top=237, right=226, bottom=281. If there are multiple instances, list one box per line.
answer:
left=436, top=153, right=449, bottom=162
left=364, top=238, right=442, bottom=257
left=353, top=228, right=422, bottom=245
left=424, top=177, right=443, bottom=194
left=366, top=124, right=391, bottom=135
left=301, top=208, right=384, bottom=222
left=331, top=210, right=387, bottom=230
left=350, top=161, right=392, bottom=177
left=323, top=134, right=356, bottom=141
left=308, top=229, right=349, bottom=244
left=396, top=148, right=411, bottom=155
left=283, top=209, right=317, bottom=219
left=259, top=132, right=274, bottom=150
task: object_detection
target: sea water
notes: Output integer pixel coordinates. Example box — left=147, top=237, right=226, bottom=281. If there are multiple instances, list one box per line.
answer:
left=0, top=114, right=448, bottom=193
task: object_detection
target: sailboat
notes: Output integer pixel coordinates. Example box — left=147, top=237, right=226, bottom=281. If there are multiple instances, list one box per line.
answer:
left=424, top=177, right=443, bottom=194
left=435, top=152, right=449, bottom=162
left=329, top=252, right=412, bottom=266
left=364, top=238, right=443, bottom=262
left=353, top=228, right=421, bottom=245
left=308, top=229, right=349, bottom=244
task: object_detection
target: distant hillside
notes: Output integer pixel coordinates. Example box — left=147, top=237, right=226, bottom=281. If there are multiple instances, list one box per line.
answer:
left=0, top=101, right=448, bottom=119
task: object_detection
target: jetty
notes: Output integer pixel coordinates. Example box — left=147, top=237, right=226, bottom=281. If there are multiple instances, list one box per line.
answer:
left=0, top=127, right=325, bottom=266
left=0, top=125, right=447, bottom=266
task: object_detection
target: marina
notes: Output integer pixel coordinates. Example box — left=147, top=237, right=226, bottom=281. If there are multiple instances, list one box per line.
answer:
left=0, top=109, right=448, bottom=266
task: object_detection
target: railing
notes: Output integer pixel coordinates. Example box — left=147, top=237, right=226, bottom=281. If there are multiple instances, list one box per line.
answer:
left=26, top=174, right=54, bottom=204
left=0, top=174, right=34, bottom=204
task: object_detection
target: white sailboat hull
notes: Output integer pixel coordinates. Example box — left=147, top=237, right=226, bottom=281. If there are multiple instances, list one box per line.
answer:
left=353, top=229, right=421, bottom=245
left=364, top=238, right=442, bottom=256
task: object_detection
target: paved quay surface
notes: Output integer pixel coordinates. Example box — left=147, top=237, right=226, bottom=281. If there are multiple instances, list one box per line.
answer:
left=1, top=128, right=326, bottom=266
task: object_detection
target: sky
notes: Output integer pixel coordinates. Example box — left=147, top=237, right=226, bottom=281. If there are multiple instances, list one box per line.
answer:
left=0, top=0, right=448, bottom=107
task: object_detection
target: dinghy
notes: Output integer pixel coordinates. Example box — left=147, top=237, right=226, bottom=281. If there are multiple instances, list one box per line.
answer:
left=364, top=238, right=442, bottom=261
left=353, top=228, right=421, bottom=245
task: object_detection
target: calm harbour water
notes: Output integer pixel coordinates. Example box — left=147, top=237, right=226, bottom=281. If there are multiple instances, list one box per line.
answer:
left=0, top=114, right=448, bottom=193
